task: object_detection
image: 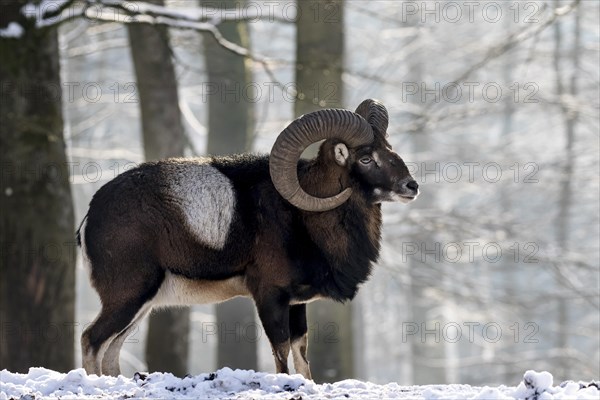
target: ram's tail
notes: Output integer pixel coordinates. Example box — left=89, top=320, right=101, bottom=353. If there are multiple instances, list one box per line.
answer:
left=76, top=214, right=88, bottom=247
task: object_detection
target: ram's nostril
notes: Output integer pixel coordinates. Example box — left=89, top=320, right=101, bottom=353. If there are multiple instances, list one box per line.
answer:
left=406, top=180, right=419, bottom=191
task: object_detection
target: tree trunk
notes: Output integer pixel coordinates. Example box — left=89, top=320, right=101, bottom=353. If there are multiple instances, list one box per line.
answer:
left=500, top=4, right=517, bottom=382
left=294, top=0, right=345, bottom=117
left=552, top=0, right=580, bottom=381
left=0, top=4, right=75, bottom=372
left=294, top=0, right=354, bottom=383
left=201, top=0, right=257, bottom=371
left=127, top=2, right=190, bottom=376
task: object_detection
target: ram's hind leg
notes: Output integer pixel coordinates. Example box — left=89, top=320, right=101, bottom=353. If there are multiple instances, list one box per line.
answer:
left=101, top=303, right=153, bottom=376
left=82, top=300, right=149, bottom=376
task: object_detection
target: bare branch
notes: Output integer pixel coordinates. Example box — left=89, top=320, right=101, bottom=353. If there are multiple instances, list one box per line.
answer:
left=405, top=0, right=584, bottom=132
left=453, top=0, right=581, bottom=85
left=22, top=0, right=288, bottom=61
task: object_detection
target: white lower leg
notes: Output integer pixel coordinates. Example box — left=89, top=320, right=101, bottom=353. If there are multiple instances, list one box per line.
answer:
left=291, top=335, right=311, bottom=379
left=101, top=304, right=152, bottom=376
left=81, top=332, right=114, bottom=376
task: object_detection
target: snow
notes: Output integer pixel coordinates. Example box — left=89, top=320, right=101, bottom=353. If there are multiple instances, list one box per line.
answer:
left=21, top=0, right=77, bottom=29
left=524, top=370, right=554, bottom=392
left=10, top=0, right=277, bottom=33
left=119, top=1, right=256, bottom=25
left=0, top=368, right=598, bottom=400
left=0, top=22, right=24, bottom=38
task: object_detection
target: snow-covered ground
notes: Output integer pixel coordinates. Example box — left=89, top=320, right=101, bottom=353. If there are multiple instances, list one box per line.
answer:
left=1, top=368, right=598, bottom=400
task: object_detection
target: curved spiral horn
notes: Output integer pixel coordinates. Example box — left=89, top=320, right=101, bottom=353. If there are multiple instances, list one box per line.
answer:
left=269, top=109, right=374, bottom=212
left=355, top=99, right=389, bottom=137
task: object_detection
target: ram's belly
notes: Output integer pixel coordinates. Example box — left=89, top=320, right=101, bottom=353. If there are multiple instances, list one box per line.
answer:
left=153, top=271, right=250, bottom=306
left=289, top=295, right=323, bottom=305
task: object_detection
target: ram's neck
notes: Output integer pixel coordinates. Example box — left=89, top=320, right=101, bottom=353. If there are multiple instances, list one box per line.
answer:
left=298, top=162, right=382, bottom=301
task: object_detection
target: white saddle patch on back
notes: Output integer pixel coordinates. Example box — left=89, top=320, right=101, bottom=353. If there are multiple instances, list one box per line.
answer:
left=166, top=162, right=235, bottom=250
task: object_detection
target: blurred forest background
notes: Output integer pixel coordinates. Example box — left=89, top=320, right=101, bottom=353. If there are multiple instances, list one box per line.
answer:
left=1, top=0, right=599, bottom=386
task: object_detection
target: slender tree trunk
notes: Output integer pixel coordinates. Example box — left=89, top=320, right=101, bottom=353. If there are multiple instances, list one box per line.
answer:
left=500, top=4, right=517, bottom=382
left=552, top=0, right=580, bottom=381
left=0, top=3, right=75, bottom=372
left=294, top=0, right=354, bottom=383
left=294, top=0, right=345, bottom=117
left=127, top=1, right=190, bottom=376
left=201, top=0, right=257, bottom=371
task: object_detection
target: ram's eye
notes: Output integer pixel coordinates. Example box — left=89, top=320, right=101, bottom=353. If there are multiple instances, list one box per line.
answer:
left=360, top=156, right=372, bottom=165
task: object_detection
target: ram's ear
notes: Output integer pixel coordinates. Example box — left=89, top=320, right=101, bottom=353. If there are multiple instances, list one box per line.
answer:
left=333, top=143, right=349, bottom=166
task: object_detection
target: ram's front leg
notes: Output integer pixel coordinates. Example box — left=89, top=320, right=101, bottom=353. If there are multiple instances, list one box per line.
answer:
left=255, top=289, right=291, bottom=374
left=290, top=304, right=311, bottom=379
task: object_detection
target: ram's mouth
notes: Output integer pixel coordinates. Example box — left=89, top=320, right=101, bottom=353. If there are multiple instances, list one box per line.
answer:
left=396, top=193, right=418, bottom=204
left=399, top=195, right=416, bottom=204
